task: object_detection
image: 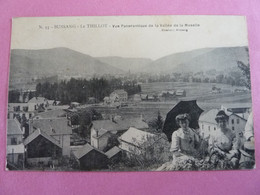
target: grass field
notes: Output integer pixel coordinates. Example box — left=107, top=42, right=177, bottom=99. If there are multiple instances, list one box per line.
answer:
left=87, top=82, right=252, bottom=122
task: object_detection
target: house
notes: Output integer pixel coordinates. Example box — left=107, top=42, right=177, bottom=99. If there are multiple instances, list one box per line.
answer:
left=90, top=117, right=149, bottom=151
left=28, top=97, right=50, bottom=111
left=88, top=97, right=97, bottom=104
left=221, top=103, right=251, bottom=116
left=141, top=94, right=148, bottom=101
left=72, top=143, right=108, bottom=170
left=199, top=109, right=219, bottom=138
left=29, top=118, right=72, bottom=156
left=105, top=146, right=122, bottom=164
left=199, top=109, right=248, bottom=139
left=24, top=129, right=62, bottom=166
left=103, top=96, right=110, bottom=105
left=175, top=89, right=186, bottom=97
left=118, top=127, right=171, bottom=161
left=91, top=128, right=110, bottom=151
left=133, top=94, right=141, bottom=102
left=6, top=119, right=25, bottom=168
left=110, top=89, right=128, bottom=103
left=118, top=127, right=158, bottom=155
left=8, top=103, right=35, bottom=119
left=227, top=113, right=247, bottom=134
left=70, top=102, right=80, bottom=108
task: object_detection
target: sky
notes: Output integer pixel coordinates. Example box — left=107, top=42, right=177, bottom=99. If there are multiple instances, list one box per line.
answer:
left=11, top=15, right=249, bottom=60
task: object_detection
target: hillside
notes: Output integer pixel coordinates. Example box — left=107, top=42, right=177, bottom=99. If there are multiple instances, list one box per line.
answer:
left=97, top=56, right=152, bottom=73
left=142, top=46, right=249, bottom=74
left=10, top=47, right=125, bottom=80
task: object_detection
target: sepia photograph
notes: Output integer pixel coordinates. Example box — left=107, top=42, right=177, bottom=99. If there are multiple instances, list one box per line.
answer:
left=6, top=15, right=255, bottom=171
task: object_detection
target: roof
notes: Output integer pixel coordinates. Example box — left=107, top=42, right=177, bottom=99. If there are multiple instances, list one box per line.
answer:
left=221, top=103, right=252, bottom=109
left=34, top=109, right=67, bottom=119
left=24, top=129, right=62, bottom=148
left=7, top=119, right=23, bottom=135
left=28, top=97, right=48, bottom=104
left=92, top=128, right=108, bottom=139
left=29, top=118, right=72, bottom=135
left=92, top=117, right=148, bottom=132
left=6, top=144, right=25, bottom=154
left=72, top=143, right=105, bottom=159
left=105, top=146, right=121, bottom=158
left=229, top=113, right=248, bottom=121
left=119, top=127, right=157, bottom=147
left=199, top=109, right=219, bottom=124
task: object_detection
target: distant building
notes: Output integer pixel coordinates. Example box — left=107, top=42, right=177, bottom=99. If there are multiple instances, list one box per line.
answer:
left=29, top=118, right=72, bottom=156
left=6, top=119, right=25, bottom=168
left=110, top=89, right=128, bottom=102
left=133, top=94, right=141, bottom=102
left=70, top=102, right=80, bottom=108
left=175, top=89, right=186, bottom=97
left=72, top=143, right=108, bottom=170
left=141, top=94, right=148, bottom=101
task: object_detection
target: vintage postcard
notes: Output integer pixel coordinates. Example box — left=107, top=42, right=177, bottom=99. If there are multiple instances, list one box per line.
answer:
left=7, top=15, right=255, bottom=171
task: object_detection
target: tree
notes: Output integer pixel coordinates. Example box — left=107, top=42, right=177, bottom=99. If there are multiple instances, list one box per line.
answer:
left=237, top=61, right=251, bottom=90
left=148, top=111, right=164, bottom=133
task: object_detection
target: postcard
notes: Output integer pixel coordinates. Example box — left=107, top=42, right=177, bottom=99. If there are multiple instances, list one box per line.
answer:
left=6, top=15, right=255, bottom=171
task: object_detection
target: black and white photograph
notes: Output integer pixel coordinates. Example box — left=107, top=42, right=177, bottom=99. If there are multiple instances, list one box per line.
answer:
left=6, top=15, right=255, bottom=171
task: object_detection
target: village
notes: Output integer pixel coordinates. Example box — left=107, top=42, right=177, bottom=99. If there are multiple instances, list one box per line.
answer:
left=6, top=84, right=252, bottom=171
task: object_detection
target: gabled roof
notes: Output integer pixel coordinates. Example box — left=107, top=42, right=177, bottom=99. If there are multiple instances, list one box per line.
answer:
left=24, top=129, right=62, bottom=148
left=105, top=146, right=121, bottom=159
left=6, top=144, right=25, bottom=154
left=199, top=109, right=219, bottom=125
left=92, top=117, right=148, bottom=132
left=119, top=127, right=157, bottom=147
left=7, top=119, right=23, bottom=135
left=28, top=97, right=48, bottom=104
left=30, top=118, right=72, bottom=135
left=72, top=143, right=106, bottom=160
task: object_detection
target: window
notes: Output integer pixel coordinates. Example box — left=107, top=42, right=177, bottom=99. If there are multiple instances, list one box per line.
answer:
left=214, top=127, right=216, bottom=130
left=208, top=126, right=210, bottom=131
left=23, top=106, right=28, bottom=112
left=231, top=119, right=234, bottom=124
left=202, top=124, right=204, bottom=130
left=232, top=126, right=235, bottom=130
left=11, top=137, right=17, bottom=145
left=237, top=119, right=239, bottom=124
